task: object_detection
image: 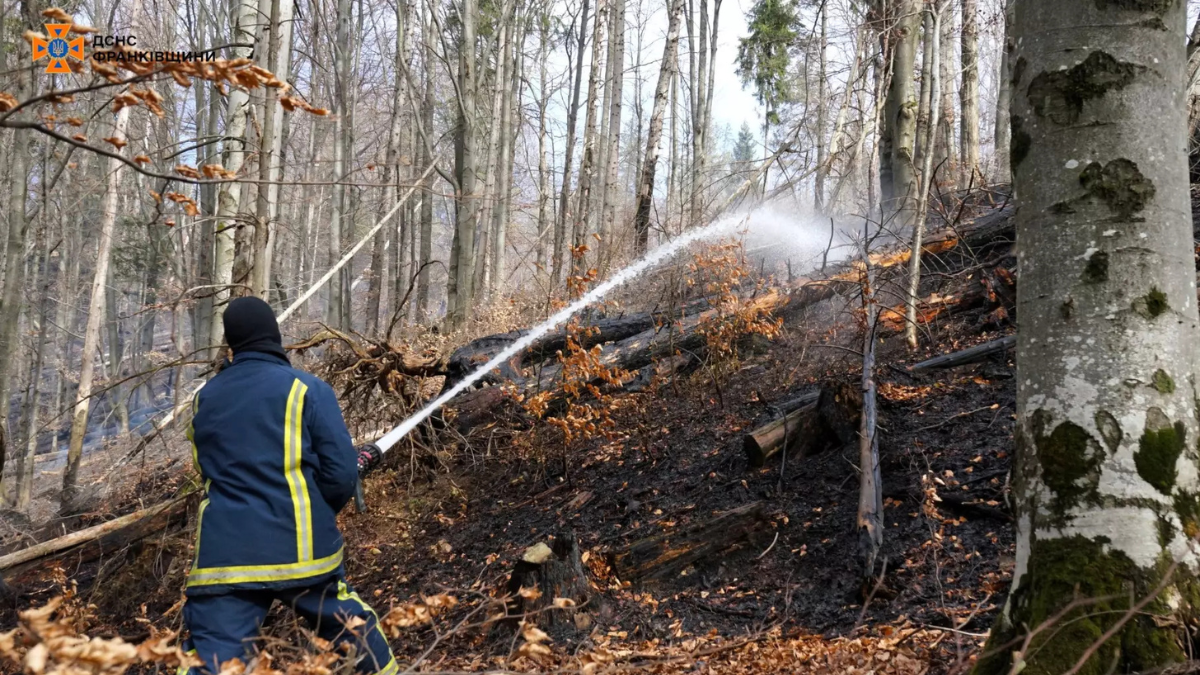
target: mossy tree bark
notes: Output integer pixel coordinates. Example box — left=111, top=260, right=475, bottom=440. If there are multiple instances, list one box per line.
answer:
left=977, top=1, right=1200, bottom=673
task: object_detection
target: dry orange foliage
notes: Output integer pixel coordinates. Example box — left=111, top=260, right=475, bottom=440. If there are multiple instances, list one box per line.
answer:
left=690, top=240, right=783, bottom=380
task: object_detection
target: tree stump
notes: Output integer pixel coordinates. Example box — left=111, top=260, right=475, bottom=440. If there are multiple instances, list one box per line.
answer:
left=744, top=382, right=862, bottom=467
left=501, top=532, right=593, bottom=638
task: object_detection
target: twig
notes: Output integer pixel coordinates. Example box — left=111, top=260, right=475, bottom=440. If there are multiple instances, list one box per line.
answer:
left=913, top=406, right=997, bottom=433
left=756, top=531, right=780, bottom=560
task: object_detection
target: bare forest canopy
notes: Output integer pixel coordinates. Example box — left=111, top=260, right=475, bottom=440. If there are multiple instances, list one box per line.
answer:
left=1, top=0, right=1200, bottom=673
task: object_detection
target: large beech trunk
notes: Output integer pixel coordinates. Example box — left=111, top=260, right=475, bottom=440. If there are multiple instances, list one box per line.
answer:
left=977, top=2, right=1200, bottom=673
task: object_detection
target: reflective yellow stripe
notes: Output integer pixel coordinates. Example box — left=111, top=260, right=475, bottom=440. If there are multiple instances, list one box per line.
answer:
left=191, top=481, right=210, bottom=570
left=337, top=580, right=396, bottom=674
left=284, top=379, right=314, bottom=561
left=176, top=649, right=197, bottom=675
left=187, top=394, right=201, bottom=475
left=186, top=547, right=343, bottom=587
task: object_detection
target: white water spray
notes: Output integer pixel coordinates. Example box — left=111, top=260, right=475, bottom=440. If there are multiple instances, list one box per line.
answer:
left=374, top=216, right=746, bottom=453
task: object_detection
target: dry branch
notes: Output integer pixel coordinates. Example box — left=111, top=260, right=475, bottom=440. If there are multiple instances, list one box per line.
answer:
left=0, top=496, right=189, bottom=576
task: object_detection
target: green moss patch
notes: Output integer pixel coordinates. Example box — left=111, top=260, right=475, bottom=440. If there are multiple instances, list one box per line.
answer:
left=1134, top=287, right=1171, bottom=319
left=1079, top=159, right=1156, bottom=220
left=1033, top=414, right=1104, bottom=513
left=1135, top=409, right=1185, bottom=494
left=1082, top=250, right=1109, bottom=283
left=1174, top=491, right=1200, bottom=539
left=1027, top=52, right=1144, bottom=125
left=1152, top=369, right=1176, bottom=394
left=979, top=535, right=1184, bottom=675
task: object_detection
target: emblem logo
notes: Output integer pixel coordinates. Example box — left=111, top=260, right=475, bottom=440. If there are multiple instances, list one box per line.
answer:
left=32, top=24, right=84, bottom=74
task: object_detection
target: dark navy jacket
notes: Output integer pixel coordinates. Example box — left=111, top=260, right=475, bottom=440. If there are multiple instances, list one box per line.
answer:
left=185, top=351, right=358, bottom=596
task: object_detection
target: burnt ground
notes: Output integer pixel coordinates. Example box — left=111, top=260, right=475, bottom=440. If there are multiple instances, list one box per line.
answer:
left=0, top=203, right=1020, bottom=674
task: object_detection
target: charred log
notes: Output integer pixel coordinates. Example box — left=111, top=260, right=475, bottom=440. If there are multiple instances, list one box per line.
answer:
left=608, top=501, right=767, bottom=582
left=909, top=335, right=1016, bottom=374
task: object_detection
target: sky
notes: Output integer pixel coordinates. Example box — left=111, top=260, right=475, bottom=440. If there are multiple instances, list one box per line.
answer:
left=707, top=0, right=762, bottom=140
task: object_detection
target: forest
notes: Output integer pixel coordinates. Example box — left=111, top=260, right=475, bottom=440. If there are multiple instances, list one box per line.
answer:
left=0, top=0, right=1195, bottom=672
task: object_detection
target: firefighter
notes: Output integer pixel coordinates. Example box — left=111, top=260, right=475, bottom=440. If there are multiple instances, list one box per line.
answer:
left=180, top=296, right=394, bottom=675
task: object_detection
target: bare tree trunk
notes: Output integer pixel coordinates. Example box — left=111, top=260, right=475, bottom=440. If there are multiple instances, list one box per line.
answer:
left=824, top=29, right=867, bottom=211
left=535, top=10, right=552, bottom=277
left=814, top=3, right=828, bottom=211
left=553, top=0, right=590, bottom=288
left=63, top=104, right=132, bottom=510
left=992, top=0, right=1014, bottom=184
left=104, top=265, right=128, bottom=434
left=856, top=236, right=881, bottom=579
left=14, top=223, right=53, bottom=509
left=597, top=0, right=628, bottom=271
left=490, top=7, right=522, bottom=294
left=687, top=0, right=709, bottom=226
left=251, top=0, right=295, bottom=300
left=328, top=0, right=354, bottom=330
left=193, top=6, right=217, bottom=350
left=572, top=0, right=607, bottom=280
left=959, top=0, right=979, bottom=185
left=448, top=0, right=480, bottom=329
left=879, top=0, right=921, bottom=230
left=630, top=0, right=646, bottom=199
left=666, top=66, right=679, bottom=237
left=978, top=1, right=1200, bottom=672
left=914, top=9, right=935, bottom=176
left=416, top=3, right=436, bottom=321
left=935, top=3, right=956, bottom=185
left=478, top=4, right=514, bottom=295
left=905, top=2, right=943, bottom=351
left=632, top=0, right=684, bottom=254
left=0, top=0, right=40, bottom=483
left=210, top=0, right=258, bottom=352
left=368, top=0, right=407, bottom=335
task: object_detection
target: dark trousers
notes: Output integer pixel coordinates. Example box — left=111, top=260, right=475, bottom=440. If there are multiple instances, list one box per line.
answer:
left=181, top=577, right=396, bottom=675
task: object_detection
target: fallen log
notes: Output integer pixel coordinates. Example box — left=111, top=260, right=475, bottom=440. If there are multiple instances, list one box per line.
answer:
left=767, top=390, right=819, bottom=416
left=608, top=501, right=767, bottom=582
left=744, top=382, right=861, bottom=468
left=442, top=299, right=721, bottom=391
left=624, top=353, right=697, bottom=393
left=909, top=335, right=1016, bottom=373
left=0, top=496, right=190, bottom=577
left=744, top=400, right=820, bottom=468
left=532, top=290, right=792, bottom=391
left=443, top=385, right=512, bottom=434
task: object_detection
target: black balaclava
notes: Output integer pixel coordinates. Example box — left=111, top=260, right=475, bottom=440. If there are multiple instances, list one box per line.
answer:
left=223, top=296, right=287, bottom=361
